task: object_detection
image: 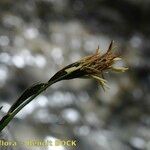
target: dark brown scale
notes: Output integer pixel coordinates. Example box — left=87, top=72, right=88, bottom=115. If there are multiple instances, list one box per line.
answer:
left=48, top=62, right=81, bottom=82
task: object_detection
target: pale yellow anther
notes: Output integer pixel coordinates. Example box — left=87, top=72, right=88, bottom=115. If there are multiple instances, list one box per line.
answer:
left=111, top=66, right=128, bottom=72
left=113, top=57, right=122, bottom=61
left=90, top=75, right=109, bottom=91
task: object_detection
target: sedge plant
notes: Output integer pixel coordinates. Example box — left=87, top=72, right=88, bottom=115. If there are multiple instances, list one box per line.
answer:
left=0, top=41, right=128, bottom=132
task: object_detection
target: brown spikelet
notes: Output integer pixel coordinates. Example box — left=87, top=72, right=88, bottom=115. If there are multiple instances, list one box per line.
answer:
left=48, top=41, right=128, bottom=90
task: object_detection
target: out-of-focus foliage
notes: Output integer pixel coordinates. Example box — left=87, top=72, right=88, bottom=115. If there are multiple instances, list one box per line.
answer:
left=0, top=0, right=150, bottom=150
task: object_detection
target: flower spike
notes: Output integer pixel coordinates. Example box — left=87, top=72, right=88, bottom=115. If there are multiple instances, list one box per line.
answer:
left=49, top=41, right=128, bottom=90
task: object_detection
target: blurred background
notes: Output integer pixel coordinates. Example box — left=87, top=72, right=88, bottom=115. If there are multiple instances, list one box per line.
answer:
left=0, top=0, right=150, bottom=150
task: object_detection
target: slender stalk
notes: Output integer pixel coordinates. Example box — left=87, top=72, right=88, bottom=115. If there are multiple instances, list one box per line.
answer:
left=0, top=73, right=69, bottom=132
left=0, top=85, right=49, bottom=132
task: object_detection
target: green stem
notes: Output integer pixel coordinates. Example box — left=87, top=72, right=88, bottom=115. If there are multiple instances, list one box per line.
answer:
left=0, top=73, right=70, bottom=132
left=0, top=84, right=50, bottom=132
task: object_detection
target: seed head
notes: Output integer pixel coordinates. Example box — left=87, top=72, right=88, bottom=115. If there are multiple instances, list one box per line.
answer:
left=49, top=41, right=128, bottom=90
